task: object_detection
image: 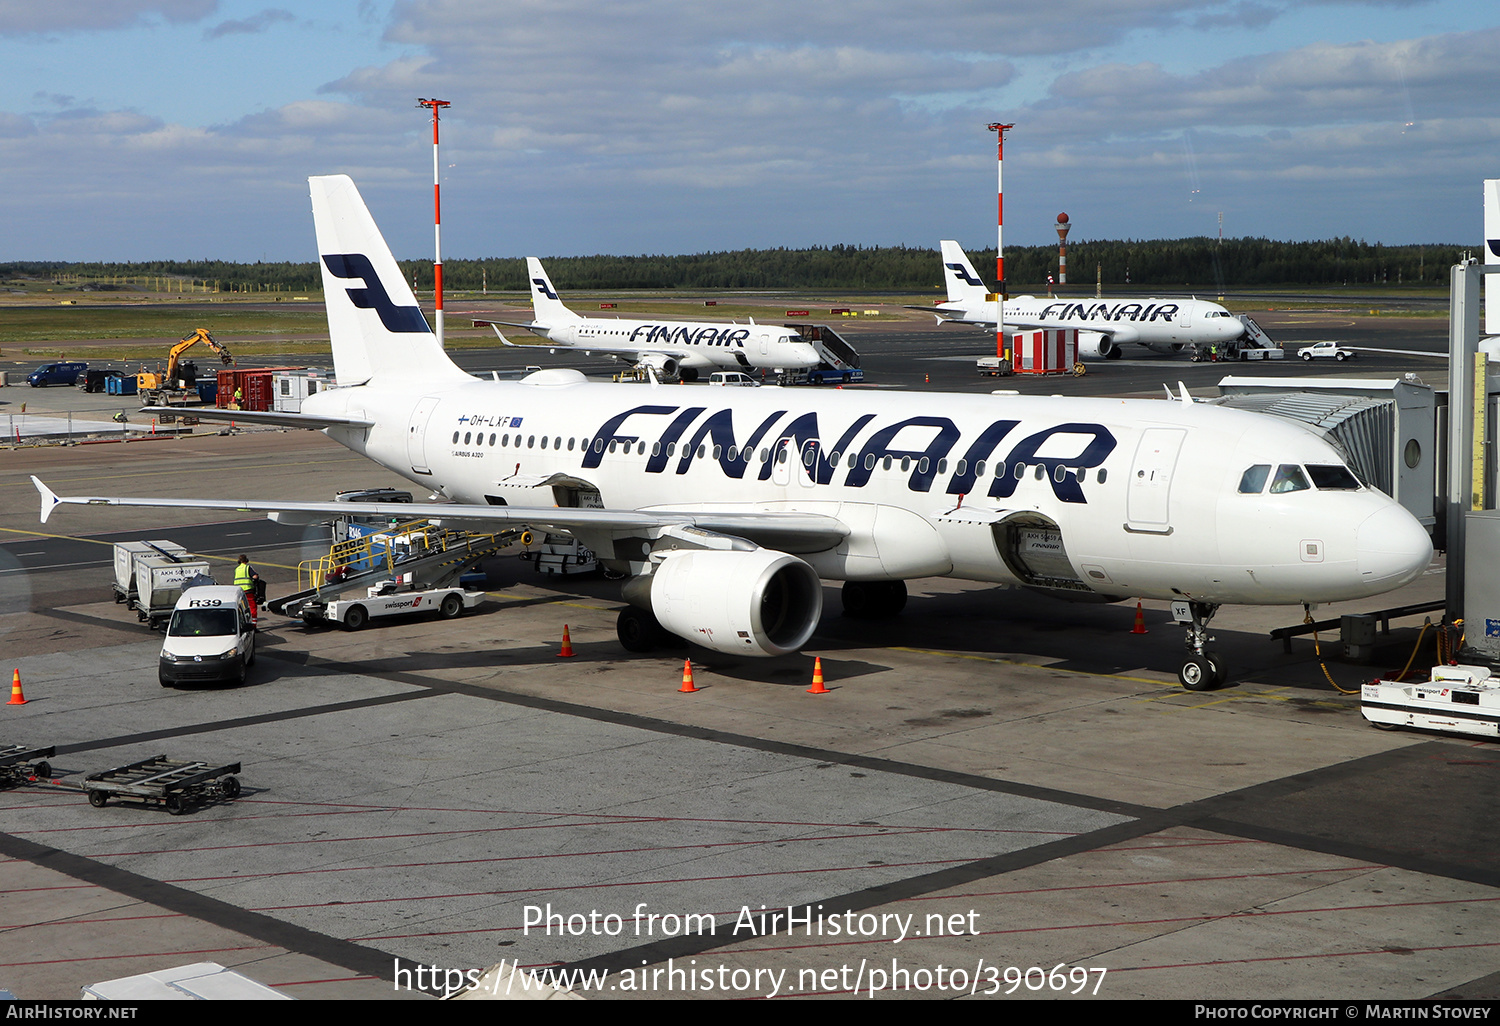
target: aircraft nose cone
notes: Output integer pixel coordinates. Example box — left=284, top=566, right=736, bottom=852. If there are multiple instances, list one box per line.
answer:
left=1355, top=503, right=1432, bottom=587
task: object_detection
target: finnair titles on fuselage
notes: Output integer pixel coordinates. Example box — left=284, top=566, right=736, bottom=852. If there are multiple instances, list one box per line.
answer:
left=41, top=175, right=1432, bottom=695
left=478, top=257, right=820, bottom=381
left=932, top=241, right=1245, bottom=359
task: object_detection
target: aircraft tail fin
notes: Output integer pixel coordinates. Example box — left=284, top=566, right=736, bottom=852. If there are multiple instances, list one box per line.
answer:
left=1486, top=180, right=1500, bottom=336
left=939, top=240, right=990, bottom=304
left=526, top=257, right=583, bottom=327
left=309, top=174, right=468, bottom=386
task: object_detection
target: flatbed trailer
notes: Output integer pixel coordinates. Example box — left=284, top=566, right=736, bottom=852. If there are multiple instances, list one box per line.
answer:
left=0, top=744, right=53, bottom=787
left=82, top=755, right=242, bottom=815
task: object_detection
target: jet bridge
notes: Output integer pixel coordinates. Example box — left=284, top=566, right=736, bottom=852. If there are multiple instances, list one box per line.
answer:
left=1212, top=376, right=1437, bottom=530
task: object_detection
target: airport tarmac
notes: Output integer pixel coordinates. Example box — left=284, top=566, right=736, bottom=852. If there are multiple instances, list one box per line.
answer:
left=1, top=323, right=1496, bottom=1002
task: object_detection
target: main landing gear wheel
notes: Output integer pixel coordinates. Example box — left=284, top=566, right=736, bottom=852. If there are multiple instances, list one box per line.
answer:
left=841, top=580, right=907, bottom=619
left=617, top=606, right=665, bottom=653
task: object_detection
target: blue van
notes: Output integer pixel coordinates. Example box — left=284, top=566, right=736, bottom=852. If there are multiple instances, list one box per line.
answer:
left=27, top=362, right=88, bottom=387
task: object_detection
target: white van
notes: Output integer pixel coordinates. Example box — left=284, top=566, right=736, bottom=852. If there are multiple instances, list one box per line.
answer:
left=159, top=586, right=256, bottom=687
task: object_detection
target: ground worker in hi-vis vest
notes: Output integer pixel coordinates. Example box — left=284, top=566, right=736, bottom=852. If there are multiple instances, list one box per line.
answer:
left=234, top=554, right=259, bottom=621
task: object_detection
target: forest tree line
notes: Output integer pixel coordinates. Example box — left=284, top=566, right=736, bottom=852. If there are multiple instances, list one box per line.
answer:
left=2, top=237, right=1469, bottom=294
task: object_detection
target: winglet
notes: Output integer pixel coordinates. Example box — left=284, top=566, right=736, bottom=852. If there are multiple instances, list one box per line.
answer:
left=1177, top=381, right=1193, bottom=404
left=31, top=475, right=61, bottom=524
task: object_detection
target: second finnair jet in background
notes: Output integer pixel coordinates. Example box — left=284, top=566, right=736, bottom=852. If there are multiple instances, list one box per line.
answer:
left=932, top=241, right=1246, bottom=360
left=477, top=257, right=820, bottom=382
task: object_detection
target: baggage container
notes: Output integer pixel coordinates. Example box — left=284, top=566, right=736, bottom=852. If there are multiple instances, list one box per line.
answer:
left=135, top=554, right=212, bottom=628
left=112, top=540, right=188, bottom=605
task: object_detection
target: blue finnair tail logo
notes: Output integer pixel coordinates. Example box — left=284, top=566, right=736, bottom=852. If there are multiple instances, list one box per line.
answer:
left=323, top=253, right=430, bottom=333
left=1488, top=239, right=1500, bottom=258
left=533, top=278, right=559, bottom=300
left=946, top=262, right=984, bottom=287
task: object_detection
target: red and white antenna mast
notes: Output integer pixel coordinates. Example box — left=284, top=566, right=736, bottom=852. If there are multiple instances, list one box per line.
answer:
left=417, top=98, right=451, bottom=345
left=987, top=122, right=1013, bottom=360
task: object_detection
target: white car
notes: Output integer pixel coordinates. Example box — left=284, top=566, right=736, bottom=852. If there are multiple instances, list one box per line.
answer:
left=707, top=371, right=759, bottom=387
left=1298, top=341, right=1357, bottom=362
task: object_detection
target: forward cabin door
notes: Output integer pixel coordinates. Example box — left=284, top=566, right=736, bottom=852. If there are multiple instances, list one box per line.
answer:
left=1126, top=428, right=1186, bottom=533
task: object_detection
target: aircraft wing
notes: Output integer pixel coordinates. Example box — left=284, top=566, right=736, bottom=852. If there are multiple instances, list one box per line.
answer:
left=138, top=407, right=374, bottom=430
left=473, top=319, right=546, bottom=339
left=30, top=476, right=848, bottom=554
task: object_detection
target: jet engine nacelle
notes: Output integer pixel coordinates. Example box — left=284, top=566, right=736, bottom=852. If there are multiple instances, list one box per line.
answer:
left=1076, top=331, right=1121, bottom=360
left=633, top=352, right=680, bottom=379
left=636, top=548, right=823, bottom=656
left=1146, top=341, right=1186, bottom=355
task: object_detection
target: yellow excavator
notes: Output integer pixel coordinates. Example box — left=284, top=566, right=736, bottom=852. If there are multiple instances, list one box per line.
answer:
left=136, top=329, right=236, bottom=406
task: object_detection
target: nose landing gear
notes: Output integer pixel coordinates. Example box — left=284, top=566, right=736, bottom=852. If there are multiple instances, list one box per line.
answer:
left=1178, top=601, right=1225, bottom=690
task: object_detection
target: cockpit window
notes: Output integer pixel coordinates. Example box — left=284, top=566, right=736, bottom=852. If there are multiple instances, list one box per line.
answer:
left=1269, top=464, right=1311, bottom=493
left=1238, top=465, right=1271, bottom=494
left=1306, top=464, right=1360, bottom=490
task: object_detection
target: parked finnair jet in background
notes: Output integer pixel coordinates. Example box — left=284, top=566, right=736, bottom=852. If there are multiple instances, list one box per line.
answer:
left=931, top=241, right=1246, bottom=360
left=475, top=257, right=820, bottom=381
left=34, top=176, right=1432, bottom=691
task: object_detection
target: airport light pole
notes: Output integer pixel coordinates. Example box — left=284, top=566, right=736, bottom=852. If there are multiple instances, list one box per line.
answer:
left=418, top=98, right=451, bottom=346
left=988, top=123, right=1013, bottom=362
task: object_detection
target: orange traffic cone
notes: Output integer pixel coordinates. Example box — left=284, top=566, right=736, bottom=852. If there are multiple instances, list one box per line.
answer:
left=558, top=624, right=575, bottom=658
left=679, top=659, right=699, bottom=693
left=1131, top=602, right=1148, bottom=635
left=807, top=656, right=829, bottom=694
left=8, top=669, right=25, bottom=706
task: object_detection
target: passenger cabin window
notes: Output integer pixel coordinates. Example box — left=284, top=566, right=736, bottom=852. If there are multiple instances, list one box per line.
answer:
left=1269, top=464, right=1311, bottom=493
left=1306, top=465, right=1361, bottom=490
left=1239, top=465, right=1271, bottom=494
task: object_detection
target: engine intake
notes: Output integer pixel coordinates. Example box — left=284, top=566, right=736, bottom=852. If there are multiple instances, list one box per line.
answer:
left=631, top=549, right=822, bottom=656
left=635, top=352, right=680, bottom=379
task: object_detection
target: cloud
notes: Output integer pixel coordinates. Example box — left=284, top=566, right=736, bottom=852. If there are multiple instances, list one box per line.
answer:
left=0, top=1, right=1490, bottom=260
left=204, top=8, right=293, bottom=39
left=0, top=1, right=216, bottom=36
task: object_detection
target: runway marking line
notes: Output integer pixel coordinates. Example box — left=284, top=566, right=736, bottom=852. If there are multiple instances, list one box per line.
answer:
left=1116, top=937, right=1500, bottom=975
left=161, top=826, right=1006, bottom=887
left=0, top=525, right=302, bottom=571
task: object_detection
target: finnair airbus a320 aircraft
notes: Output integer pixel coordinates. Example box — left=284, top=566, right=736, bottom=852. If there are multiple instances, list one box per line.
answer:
left=32, top=176, right=1432, bottom=689
left=475, top=257, right=820, bottom=381
left=932, top=241, right=1246, bottom=360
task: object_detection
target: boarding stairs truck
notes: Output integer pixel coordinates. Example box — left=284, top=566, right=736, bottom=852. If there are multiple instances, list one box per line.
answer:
left=780, top=323, right=864, bottom=385
left=1220, top=315, right=1284, bottom=361
left=269, top=519, right=519, bottom=630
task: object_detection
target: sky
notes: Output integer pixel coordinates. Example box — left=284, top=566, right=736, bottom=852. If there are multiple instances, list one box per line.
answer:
left=1, top=0, right=1496, bottom=262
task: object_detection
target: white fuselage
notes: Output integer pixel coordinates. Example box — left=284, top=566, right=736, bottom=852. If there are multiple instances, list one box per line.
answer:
left=531, top=318, right=822, bottom=373
left=307, top=374, right=1431, bottom=607
left=937, top=295, right=1245, bottom=352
